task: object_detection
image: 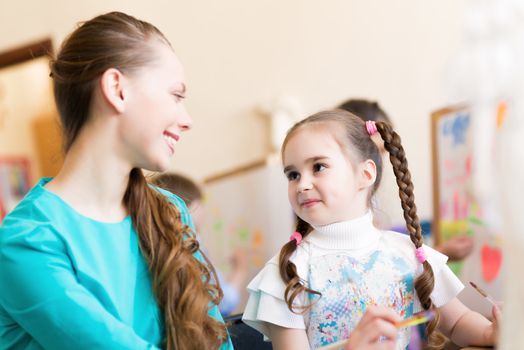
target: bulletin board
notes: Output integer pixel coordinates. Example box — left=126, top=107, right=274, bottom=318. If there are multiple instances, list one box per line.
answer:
left=199, top=156, right=294, bottom=314
left=431, top=105, right=504, bottom=315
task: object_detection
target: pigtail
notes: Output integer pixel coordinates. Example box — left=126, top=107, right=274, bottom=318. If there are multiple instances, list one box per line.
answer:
left=375, top=122, right=445, bottom=349
left=125, top=168, right=227, bottom=350
left=278, top=216, right=320, bottom=313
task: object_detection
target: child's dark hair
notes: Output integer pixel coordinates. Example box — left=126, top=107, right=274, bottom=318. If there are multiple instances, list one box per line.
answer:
left=278, top=110, right=442, bottom=348
left=49, top=12, right=226, bottom=350
left=337, top=98, right=391, bottom=124
left=151, top=172, right=203, bottom=207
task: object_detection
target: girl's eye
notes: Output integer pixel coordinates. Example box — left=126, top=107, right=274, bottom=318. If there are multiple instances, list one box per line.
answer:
left=286, top=171, right=300, bottom=181
left=313, top=163, right=326, bottom=172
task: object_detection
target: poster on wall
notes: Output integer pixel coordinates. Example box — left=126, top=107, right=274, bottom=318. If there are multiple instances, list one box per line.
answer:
left=0, top=157, right=31, bottom=222
left=431, top=104, right=504, bottom=316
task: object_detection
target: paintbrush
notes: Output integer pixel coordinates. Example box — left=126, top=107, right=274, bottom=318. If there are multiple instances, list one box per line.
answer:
left=394, top=309, right=435, bottom=329
left=318, top=310, right=435, bottom=350
left=469, top=281, right=498, bottom=308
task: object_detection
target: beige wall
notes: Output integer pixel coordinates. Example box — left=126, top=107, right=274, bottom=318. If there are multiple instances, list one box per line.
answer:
left=0, top=57, right=55, bottom=182
left=0, top=0, right=465, bottom=219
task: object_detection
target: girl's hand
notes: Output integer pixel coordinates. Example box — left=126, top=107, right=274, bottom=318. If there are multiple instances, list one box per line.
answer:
left=344, top=306, right=400, bottom=350
left=486, top=303, right=502, bottom=345
left=436, top=235, right=474, bottom=261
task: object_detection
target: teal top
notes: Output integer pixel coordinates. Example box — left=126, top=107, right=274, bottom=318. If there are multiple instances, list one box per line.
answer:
left=0, top=178, right=233, bottom=350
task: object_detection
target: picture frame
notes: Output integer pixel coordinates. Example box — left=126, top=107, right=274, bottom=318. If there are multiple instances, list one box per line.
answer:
left=431, top=104, right=472, bottom=247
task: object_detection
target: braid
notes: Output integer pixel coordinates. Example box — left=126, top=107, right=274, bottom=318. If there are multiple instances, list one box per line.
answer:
left=278, top=216, right=320, bottom=313
left=125, top=168, right=226, bottom=349
left=376, top=121, right=445, bottom=349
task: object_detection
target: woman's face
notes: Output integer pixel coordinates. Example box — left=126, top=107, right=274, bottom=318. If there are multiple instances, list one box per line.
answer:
left=119, top=42, right=193, bottom=172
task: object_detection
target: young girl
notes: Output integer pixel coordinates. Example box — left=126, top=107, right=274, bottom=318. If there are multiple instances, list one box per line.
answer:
left=242, top=110, right=499, bottom=349
left=0, top=12, right=232, bottom=350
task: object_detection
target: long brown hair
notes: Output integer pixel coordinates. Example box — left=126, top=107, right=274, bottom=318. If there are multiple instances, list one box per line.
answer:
left=50, top=12, right=226, bottom=349
left=278, top=110, right=442, bottom=347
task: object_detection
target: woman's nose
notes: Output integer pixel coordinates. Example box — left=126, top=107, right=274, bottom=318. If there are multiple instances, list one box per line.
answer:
left=178, top=105, right=193, bottom=131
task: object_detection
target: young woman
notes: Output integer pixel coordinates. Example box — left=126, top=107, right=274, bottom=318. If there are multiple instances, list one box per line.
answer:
left=0, top=12, right=232, bottom=350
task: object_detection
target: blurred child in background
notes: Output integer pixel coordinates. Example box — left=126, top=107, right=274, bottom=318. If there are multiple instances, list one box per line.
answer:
left=152, top=173, right=248, bottom=316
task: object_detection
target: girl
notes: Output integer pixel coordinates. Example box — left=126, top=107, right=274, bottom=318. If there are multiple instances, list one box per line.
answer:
left=243, top=110, right=499, bottom=349
left=0, top=12, right=232, bottom=350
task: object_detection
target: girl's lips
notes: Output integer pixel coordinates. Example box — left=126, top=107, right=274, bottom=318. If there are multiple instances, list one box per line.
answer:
left=300, top=199, right=320, bottom=208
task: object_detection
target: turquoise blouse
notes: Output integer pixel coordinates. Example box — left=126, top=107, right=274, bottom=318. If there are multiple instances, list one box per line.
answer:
left=0, top=178, right=233, bottom=350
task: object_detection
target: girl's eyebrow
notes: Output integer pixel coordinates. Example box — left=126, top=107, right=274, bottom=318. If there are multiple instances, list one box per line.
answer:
left=283, top=165, right=296, bottom=174
left=283, top=156, right=329, bottom=173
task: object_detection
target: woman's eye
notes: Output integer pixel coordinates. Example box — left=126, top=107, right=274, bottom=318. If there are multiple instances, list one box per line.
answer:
left=286, top=171, right=300, bottom=181
left=313, top=163, right=326, bottom=172
left=173, top=94, right=185, bottom=102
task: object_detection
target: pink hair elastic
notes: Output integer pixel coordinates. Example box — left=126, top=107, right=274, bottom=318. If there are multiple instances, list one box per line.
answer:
left=415, top=247, right=427, bottom=263
left=289, top=231, right=302, bottom=245
left=366, top=120, right=378, bottom=135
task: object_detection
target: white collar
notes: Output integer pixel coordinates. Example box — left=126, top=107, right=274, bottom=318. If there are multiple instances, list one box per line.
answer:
left=307, top=212, right=381, bottom=250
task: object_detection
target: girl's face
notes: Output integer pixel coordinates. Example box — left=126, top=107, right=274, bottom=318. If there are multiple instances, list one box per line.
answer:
left=119, top=42, right=192, bottom=171
left=283, top=124, right=371, bottom=226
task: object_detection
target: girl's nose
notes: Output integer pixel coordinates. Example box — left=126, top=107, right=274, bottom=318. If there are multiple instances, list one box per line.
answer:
left=297, top=177, right=313, bottom=193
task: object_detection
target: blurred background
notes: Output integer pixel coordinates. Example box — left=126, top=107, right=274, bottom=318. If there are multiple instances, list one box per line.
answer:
left=1, top=1, right=522, bottom=347
left=0, top=0, right=467, bottom=221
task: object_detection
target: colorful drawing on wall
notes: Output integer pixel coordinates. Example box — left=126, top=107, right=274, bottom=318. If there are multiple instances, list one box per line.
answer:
left=432, top=106, right=504, bottom=276
left=432, top=107, right=477, bottom=275
left=199, top=160, right=294, bottom=314
left=0, top=157, right=31, bottom=222
left=207, top=209, right=268, bottom=272
left=481, top=242, right=502, bottom=282
left=431, top=104, right=505, bottom=315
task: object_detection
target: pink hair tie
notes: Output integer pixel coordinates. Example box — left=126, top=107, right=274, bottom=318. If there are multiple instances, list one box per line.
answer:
left=289, top=231, right=302, bottom=245
left=415, top=247, right=427, bottom=263
left=366, top=120, right=378, bottom=135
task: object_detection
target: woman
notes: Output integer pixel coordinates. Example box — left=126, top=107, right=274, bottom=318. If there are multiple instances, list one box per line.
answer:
left=0, top=12, right=231, bottom=350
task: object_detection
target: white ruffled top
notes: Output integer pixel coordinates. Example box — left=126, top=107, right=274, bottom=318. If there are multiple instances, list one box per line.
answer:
left=242, top=212, right=464, bottom=345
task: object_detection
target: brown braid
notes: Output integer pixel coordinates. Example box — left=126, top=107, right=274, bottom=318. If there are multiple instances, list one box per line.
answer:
left=278, top=216, right=321, bottom=313
left=125, top=168, right=226, bottom=349
left=375, top=121, right=445, bottom=349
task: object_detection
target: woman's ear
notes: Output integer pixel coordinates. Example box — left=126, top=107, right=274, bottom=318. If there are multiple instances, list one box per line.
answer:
left=99, top=68, right=126, bottom=113
left=358, top=159, right=377, bottom=190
